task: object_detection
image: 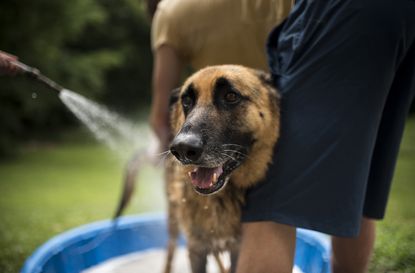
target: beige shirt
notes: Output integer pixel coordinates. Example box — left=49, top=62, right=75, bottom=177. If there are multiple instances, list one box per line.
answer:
left=152, top=0, right=292, bottom=71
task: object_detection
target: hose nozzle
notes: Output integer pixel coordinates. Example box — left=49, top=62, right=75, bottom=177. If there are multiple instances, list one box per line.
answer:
left=11, top=60, right=63, bottom=93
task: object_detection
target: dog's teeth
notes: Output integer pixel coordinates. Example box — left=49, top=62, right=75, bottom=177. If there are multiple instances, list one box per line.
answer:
left=213, top=173, right=218, bottom=184
left=188, top=172, right=192, bottom=178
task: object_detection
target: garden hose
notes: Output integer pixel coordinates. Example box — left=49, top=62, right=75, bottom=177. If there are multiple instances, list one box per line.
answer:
left=11, top=60, right=63, bottom=93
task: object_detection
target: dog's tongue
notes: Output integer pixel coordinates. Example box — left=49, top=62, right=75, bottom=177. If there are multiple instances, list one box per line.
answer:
left=190, top=166, right=223, bottom=189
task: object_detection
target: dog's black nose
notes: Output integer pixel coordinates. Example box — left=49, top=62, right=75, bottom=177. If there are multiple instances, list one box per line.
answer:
left=170, top=133, right=203, bottom=163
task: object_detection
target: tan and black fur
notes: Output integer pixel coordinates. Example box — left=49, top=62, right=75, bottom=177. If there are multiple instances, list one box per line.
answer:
left=164, top=65, right=281, bottom=273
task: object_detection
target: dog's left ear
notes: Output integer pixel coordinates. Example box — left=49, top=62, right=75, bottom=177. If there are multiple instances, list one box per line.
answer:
left=169, top=87, right=181, bottom=109
left=254, top=69, right=273, bottom=87
left=254, top=70, right=280, bottom=100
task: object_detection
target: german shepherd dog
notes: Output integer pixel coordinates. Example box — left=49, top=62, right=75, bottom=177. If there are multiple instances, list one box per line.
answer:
left=164, top=65, right=281, bottom=273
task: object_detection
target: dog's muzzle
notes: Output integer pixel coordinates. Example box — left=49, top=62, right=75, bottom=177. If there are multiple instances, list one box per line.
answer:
left=170, top=132, right=203, bottom=164
left=170, top=132, right=246, bottom=195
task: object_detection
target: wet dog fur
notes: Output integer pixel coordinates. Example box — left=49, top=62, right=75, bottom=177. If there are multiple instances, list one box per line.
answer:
left=164, top=65, right=280, bottom=273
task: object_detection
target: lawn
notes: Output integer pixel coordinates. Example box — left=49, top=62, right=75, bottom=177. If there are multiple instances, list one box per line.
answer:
left=0, top=118, right=414, bottom=273
left=0, top=128, right=166, bottom=273
left=369, top=117, right=415, bottom=273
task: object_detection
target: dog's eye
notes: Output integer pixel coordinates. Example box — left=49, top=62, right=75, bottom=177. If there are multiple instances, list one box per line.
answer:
left=224, top=91, right=240, bottom=104
left=182, top=96, right=194, bottom=110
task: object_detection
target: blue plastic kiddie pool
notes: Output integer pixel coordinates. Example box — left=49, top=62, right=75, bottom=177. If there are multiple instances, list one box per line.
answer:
left=21, top=213, right=331, bottom=273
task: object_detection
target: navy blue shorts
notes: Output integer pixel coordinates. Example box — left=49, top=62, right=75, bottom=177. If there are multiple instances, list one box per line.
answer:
left=242, top=0, right=415, bottom=237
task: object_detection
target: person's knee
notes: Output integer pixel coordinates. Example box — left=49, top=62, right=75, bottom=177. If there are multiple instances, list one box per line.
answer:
left=331, top=218, right=376, bottom=273
left=236, top=221, right=296, bottom=273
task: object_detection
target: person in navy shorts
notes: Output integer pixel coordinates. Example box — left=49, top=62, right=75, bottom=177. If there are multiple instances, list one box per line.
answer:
left=237, top=0, right=415, bottom=272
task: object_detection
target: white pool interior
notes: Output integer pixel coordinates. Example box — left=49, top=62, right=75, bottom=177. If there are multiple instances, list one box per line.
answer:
left=83, top=247, right=303, bottom=273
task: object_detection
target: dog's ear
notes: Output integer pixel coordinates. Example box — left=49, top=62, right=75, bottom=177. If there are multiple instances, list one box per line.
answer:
left=254, top=69, right=273, bottom=87
left=169, top=87, right=184, bottom=135
left=254, top=70, right=280, bottom=100
left=169, top=87, right=181, bottom=109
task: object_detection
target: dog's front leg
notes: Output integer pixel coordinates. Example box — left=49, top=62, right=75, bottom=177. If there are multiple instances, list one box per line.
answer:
left=188, top=241, right=208, bottom=273
left=163, top=236, right=177, bottom=273
left=163, top=159, right=181, bottom=273
left=163, top=217, right=178, bottom=273
left=229, top=247, right=240, bottom=273
left=213, top=251, right=227, bottom=273
left=163, top=194, right=180, bottom=272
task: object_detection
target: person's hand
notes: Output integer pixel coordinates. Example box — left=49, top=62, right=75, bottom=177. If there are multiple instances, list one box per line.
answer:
left=0, top=50, right=22, bottom=76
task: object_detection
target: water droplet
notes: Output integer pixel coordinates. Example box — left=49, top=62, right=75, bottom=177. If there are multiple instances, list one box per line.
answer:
left=204, top=205, right=209, bottom=210
left=32, top=92, right=37, bottom=99
left=181, top=198, right=187, bottom=203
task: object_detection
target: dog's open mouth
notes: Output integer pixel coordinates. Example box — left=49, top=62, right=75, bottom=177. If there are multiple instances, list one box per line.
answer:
left=188, top=160, right=240, bottom=195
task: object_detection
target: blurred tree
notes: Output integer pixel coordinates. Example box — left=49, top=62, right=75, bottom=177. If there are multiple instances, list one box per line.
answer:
left=0, top=0, right=152, bottom=156
left=91, top=0, right=153, bottom=113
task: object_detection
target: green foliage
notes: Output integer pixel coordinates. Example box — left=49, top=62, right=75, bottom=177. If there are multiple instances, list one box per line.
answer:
left=0, top=0, right=152, bottom=156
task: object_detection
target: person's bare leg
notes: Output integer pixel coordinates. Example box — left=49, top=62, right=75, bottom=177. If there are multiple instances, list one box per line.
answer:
left=236, top=221, right=296, bottom=273
left=331, top=217, right=376, bottom=273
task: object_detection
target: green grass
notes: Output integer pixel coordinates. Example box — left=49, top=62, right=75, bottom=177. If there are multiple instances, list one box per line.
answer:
left=0, top=118, right=414, bottom=273
left=0, top=130, right=165, bottom=273
left=369, top=118, right=415, bottom=273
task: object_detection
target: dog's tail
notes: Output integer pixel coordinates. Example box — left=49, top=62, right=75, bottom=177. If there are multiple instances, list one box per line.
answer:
left=113, top=149, right=148, bottom=219
left=113, top=132, right=162, bottom=219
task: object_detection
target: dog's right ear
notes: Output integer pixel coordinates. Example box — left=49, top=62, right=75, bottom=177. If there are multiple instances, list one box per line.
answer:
left=169, top=87, right=184, bottom=134
left=169, top=87, right=181, bottom=109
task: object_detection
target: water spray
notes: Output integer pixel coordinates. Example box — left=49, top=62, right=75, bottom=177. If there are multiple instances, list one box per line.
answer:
left=11, top=59, right=159, bottom=250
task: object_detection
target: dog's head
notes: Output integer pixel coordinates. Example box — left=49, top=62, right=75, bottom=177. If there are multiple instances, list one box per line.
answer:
left=169, top=65, right=280, bottom=195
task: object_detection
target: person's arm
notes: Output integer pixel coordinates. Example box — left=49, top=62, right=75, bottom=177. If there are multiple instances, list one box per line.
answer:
left=0, top=50, right=22, bottom=76
left=150, top=45, right=183, bottom=151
